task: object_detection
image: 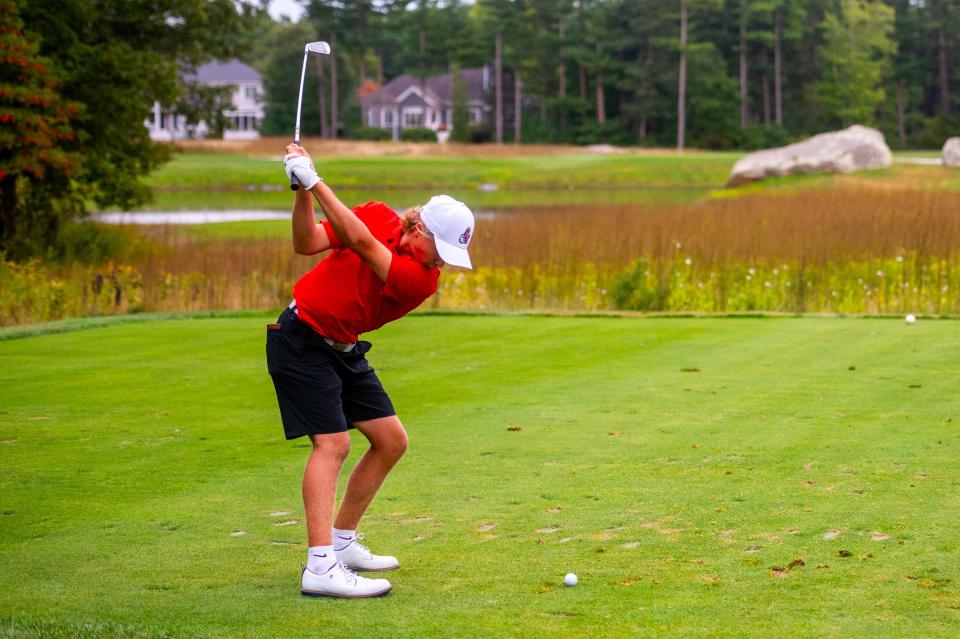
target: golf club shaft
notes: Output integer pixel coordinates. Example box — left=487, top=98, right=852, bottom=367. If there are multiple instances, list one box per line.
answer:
left=290, top=50, right=310, bottom=191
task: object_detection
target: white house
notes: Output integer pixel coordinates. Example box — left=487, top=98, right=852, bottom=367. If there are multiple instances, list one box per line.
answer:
left=145, top=60, right=264, bottom=141
left=360, top=68, right=491, bottom=141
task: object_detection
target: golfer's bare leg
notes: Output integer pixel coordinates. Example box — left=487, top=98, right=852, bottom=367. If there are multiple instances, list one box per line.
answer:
left=334, top=416, right=408, bottom=529
left=303, top=432, right=351, bottom=546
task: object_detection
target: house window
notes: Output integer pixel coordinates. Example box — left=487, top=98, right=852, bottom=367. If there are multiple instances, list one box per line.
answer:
left=469, top=109, right=482, bottom=124
left=244, top=85, right=256, bottom=100
left=384, top=111, right=393, bottom=126
left=404, top=111, right=424, bottom=127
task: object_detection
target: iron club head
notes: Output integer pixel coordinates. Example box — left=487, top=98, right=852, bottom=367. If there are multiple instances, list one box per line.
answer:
left=305, top=41, right=331, bottom=55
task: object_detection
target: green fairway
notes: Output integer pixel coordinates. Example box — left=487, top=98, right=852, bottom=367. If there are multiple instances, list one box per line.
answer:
left=1, top=315, right=959, bottom=638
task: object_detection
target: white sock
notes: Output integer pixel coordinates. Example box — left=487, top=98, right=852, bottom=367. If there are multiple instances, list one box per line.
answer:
left=306, top=545, right=336, bottom=573
left=332, top=528, right=356, bottom=551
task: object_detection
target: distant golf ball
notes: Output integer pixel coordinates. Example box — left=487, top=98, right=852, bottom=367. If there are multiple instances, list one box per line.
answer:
left=564, top=573, right=578, bottom=587
left=905, top=314, right=916, bottom=324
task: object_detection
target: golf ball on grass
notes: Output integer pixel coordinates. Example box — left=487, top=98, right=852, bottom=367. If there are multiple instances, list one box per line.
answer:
left=564, top=573, right=578, bottom=587
left=905, top=314, right=916, bottom=325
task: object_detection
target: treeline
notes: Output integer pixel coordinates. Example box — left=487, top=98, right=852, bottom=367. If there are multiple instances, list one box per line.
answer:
left=252, top=0, right=960, bottom=149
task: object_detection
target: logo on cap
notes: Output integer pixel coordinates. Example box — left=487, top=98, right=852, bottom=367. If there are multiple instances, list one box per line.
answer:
left=459, top=227, right=472, bottom=245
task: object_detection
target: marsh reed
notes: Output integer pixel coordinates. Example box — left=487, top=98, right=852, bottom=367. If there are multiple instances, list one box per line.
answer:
left=3, top=187, right=959, bottom=325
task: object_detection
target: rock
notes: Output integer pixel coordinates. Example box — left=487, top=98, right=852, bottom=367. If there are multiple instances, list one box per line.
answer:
left=944, top=137, right=960, bottom=168
left=726, top=125, right=893, bottom=187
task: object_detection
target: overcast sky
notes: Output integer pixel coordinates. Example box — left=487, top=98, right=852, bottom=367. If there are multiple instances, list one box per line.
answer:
left=268, top=0, right=305, bottom=22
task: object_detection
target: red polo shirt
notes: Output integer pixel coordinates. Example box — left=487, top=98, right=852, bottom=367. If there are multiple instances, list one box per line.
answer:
left=292, top=202, right=440, bottom=343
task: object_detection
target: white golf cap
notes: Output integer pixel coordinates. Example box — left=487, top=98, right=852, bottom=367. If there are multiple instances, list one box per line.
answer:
left=420, top=195, right=474, bottom=269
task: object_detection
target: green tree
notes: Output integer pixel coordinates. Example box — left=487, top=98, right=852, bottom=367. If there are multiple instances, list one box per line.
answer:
left=7, top=0, right=259, bottom=258
left=816, top=0, right=895, bottom=127
left=259, top=20, right=323, bottom=137
left=607, top=0, right=675, bottom=144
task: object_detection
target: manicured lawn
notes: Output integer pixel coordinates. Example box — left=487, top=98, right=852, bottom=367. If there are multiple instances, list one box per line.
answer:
left=1, top=314, right=958, bottom=637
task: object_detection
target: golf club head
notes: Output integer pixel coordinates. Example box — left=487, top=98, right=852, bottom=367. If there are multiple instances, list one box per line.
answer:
left=305, top=41, right=331, bottom=55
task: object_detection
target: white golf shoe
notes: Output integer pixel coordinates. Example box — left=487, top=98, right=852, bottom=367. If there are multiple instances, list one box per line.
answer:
left=300, top=562, right=392, bottom=599
left=335, top=534, right=400, bottom=572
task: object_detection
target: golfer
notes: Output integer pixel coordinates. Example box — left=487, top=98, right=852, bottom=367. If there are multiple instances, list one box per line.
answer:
left=267, top=144, right=474, bottom=599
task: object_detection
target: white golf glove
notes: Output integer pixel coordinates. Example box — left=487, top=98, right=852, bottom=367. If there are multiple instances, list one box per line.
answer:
left=283, top=153, right=321, bottom=190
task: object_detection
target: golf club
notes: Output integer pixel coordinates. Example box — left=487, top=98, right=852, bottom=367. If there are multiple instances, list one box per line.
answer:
left=291, top=41, right=331, bottom=191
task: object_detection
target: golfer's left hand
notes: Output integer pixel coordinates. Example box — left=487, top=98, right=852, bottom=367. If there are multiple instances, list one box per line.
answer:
left=283, top=148, right=320, bottom=190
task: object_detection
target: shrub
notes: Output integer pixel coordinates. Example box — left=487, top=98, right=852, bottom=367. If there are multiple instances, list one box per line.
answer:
left=912, top=115, right=960, bottom=150
left=736, top=125, right=793, bottom=151
left=350, top=126, right=392, bottom=141
left=610, top=260, right=671, bottom=311
left=399, top=127, right=437, bottom=143
left=468, top=123, right=493, bottom=144
left=53, top=222, right=153, bottom=265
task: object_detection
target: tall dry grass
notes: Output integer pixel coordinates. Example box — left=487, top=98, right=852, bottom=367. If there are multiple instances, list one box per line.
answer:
left=3, top=187, right=959, bottom=325
left=471, top=188, right=960, bottom=268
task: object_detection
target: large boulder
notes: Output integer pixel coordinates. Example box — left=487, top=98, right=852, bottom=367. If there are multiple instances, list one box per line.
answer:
left=726, top=125, right=893, bottom=187
left=944, top=137, right=960, bottom=168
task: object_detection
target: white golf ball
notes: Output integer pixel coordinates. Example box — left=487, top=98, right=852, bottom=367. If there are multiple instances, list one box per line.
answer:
left=563, top=573, right=578, bottom=587
left=905, top=314, right=916, bottom=324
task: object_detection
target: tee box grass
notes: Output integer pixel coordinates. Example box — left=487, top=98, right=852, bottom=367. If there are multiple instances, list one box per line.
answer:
left=1, top=314, right=959, bottom=638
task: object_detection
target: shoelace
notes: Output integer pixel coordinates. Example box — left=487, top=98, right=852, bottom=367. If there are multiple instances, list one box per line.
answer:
left=353, top=533, right=372, bottom=558
left=337, top=561, right=358, bottom=585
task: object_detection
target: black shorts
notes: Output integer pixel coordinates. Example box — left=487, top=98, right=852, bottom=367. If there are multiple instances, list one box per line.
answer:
left=266, top=307, right=396, bottom=439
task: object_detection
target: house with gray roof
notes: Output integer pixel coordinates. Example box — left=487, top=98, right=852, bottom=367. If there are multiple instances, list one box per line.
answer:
left=361, top=68, right=491, bottom=141
left=145, top=59, right=264, bottom=141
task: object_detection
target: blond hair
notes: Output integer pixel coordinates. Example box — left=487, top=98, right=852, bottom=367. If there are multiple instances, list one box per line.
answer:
left=400, top=206, right=423, bottom=233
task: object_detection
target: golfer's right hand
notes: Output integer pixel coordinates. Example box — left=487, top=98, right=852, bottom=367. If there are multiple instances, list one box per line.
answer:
left=283, top=150, right=321, bottom=190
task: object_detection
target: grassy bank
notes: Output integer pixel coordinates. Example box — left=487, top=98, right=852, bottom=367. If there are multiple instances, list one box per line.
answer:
left=1, top=314, right=958, bottom=637
left=118, top=145, right=960, bottom=212
left=142, top=151, right=736, bottom=202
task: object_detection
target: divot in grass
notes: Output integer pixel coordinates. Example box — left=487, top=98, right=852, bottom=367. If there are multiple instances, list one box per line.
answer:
left=615, top=576, right=643, bottom=586
left=275, top=520, right=299, bottom=527
left=229, top=531, right=246, bottom=537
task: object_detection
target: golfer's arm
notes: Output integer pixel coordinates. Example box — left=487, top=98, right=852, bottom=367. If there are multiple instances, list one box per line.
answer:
left=291, top=188, right=332, bottom=255
left=309, top=181, right=391, bottom=281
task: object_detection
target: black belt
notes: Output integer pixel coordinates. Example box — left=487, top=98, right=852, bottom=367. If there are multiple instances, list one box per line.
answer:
left=288, top=301, right=356, bottom=352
